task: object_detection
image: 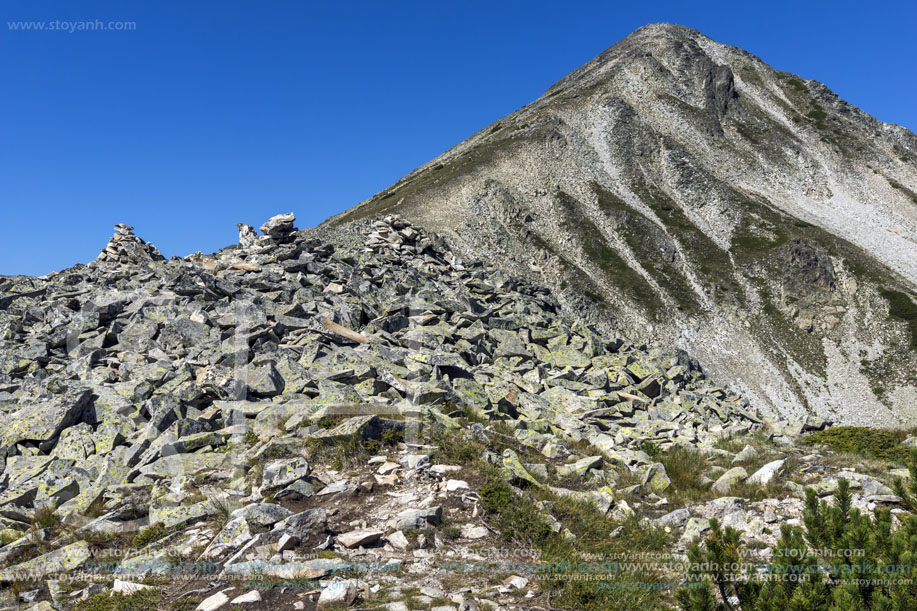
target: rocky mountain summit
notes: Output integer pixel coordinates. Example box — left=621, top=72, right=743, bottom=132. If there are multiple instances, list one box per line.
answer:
left=1, top=214, right=912, bottom=610
left=328, top=23, right=917, bottom=427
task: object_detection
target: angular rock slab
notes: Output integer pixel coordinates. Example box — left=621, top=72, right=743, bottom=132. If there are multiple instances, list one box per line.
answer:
left=0, top=541, right=91, bottom=582
left=1, top=389, right=91, bottom=450
left=337, top=528, right=384, bottom=549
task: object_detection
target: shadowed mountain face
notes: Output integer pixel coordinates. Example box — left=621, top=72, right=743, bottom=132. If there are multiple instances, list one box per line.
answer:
left=327, top=24, right=917, bottom=426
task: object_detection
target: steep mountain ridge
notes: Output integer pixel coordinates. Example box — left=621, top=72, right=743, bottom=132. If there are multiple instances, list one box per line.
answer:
left=327, top=23, right=917, bottom=426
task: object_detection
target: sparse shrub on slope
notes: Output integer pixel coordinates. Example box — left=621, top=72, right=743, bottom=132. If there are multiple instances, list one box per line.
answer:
left=881, top=289, right=917, bottom=350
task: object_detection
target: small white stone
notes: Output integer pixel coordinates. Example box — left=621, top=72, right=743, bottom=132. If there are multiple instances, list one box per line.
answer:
left=421, top=585, right=445, bottom=598
left=445, top=479, right=469, bottom=491
left=112, top=579, right=152, bottom=595
left=430, top=464, right=462, bottom=474
left=461, top=524, right=488, bottom=539
left=230, top=590, right=262, bottom=604
left=746, top=459, right=785, bottom=486
left=317, top=578, right=358, bottom=609
left=277, top=533, right=298, bottom=552
left=196, top=591, right=230, bottom=611
left=503, top=575, right=528, bottom=589
left=388, top=530, right=410, bottom=550
left=337, top=528, right=384, bottom=549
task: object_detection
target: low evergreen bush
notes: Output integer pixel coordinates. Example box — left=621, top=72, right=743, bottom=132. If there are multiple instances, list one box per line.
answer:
left=678, top=450, right=917, bottom=610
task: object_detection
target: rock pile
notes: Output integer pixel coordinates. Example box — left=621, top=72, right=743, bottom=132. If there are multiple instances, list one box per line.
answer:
left=96, top=224, right=164, bottom=265
left=0, top=213, right=879, bottom=609
left=235, top=213, right=298, bottom=255
left=259, top=212, right=296, bottom=241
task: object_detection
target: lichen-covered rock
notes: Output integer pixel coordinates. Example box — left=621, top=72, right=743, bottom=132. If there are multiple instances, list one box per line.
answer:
left=231, top=503, right=292, bottom=528
left=642, top=462, right=672, bottom=493
left=500, top=449, right=542, bottom=487
left=557, top=455, right=603, bottom=479
left=732, top=445, right=759, bottom=464
left=713, top=467, right=748, bottom=493
left=259, top=457, right=310, bottom=495
left=0, top=541, right=91, bottom=582
left=136, top=452, right=227, bottom=480
left=148, top=501, right=212, bottom=529
left=50, top=423, right=96, bottom=461
left=1, top=388, right=91, bottom=450
left=746, top=459, right=785, bottom=486
left=201, top=516, right=252, bottom=559
left=275, top=508, right=328, bottom=539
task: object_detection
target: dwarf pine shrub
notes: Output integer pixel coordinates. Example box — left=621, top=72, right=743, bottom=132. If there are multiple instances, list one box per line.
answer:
left=678, top=450, right=917, bottom=610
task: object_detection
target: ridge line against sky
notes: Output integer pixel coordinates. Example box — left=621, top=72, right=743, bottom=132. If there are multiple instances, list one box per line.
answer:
left=2, top=0, right=915, bottom=276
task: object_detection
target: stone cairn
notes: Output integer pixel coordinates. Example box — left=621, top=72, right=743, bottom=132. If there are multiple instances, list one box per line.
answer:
left=237, top=212, right=297, bottom=252
left=96, top=223, right=165, bottom=264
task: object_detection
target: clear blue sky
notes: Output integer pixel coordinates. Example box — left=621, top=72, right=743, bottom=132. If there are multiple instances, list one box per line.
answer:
left=2, top=1, right=915, bottom=276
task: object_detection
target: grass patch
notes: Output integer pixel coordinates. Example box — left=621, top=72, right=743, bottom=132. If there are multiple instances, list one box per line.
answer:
left=0, top=530, right=20, bottom=546
left=422, top=421, right=672, bottom=608
left=74, top=590, right=164, bottom=611
left=636, top=440, right=662, bottom=458
left=441, top=525, right=462, bottom=540
left=590, top=182, right=702, bottom=314
left=881, top=288, right=917, bottom=350
left=206, top=495, right=239, bottom=531
left=479, top=473, right=670, bottom=610
left=887, top=177, right=917, bottom=205
left=31, top=505, right=61, bottom=531
left=804, top=426, right=912, bottom=463
left=659, top=446, right=714, bottom=505
left=131, top=523, right=169, bottom=549
left=778, top=72, right=808, bottom=94
left=733, top=119, right=760, bottom=144
left=713, top=431, right=771, bottom=454
left=555, top=189, right=664, bottom=318
left=806, top=108, right=827, bottom=123
left=305, top=426, right=405, bottom=471
left=243, top=429, right=258, bottom=446
left=435, top=432, right=485, bottom=465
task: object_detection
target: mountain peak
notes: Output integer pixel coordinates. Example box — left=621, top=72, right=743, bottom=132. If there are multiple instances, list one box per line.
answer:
left=329, top=26, right=917, bottom=426
left=628, top=22, right=703, bottom=39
